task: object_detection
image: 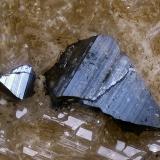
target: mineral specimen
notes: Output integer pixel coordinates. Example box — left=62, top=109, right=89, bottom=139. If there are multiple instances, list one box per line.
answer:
left=46, top=35, right=160, bottom=128
left=0, top=65, right=35, bottom=100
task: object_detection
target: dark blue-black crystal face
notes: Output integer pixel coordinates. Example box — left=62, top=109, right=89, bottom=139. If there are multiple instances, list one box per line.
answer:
left=45, top=35, right=160, bottom=128
left=0, top=65, right=35, bottom=100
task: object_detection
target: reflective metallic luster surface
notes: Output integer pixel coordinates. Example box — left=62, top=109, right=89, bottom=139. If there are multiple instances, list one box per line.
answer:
left=0, top=0, right=160, bottom=160
left=0, top=65, right=35, bottom=99
left=49, top=35, right=160, bottom=128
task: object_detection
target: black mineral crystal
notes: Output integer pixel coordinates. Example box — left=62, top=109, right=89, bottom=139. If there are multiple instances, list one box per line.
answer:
left=46, top=35, right=160, bottom=128
left=0, top=65, right=35, bottom=100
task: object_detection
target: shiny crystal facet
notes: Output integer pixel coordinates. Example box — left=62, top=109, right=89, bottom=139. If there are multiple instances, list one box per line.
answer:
left=0, top=65, right=35, bottom=100
left=46, top=35, right=160, bottom=128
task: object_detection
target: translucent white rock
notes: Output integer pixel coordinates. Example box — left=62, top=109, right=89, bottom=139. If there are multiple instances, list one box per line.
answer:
left=76, top=127, right=92, bottom=141
left=16, top=108, right=27, bottom=119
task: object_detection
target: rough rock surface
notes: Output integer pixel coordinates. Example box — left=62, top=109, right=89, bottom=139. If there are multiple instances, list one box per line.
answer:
left=0, top=0, right=160, bottom=160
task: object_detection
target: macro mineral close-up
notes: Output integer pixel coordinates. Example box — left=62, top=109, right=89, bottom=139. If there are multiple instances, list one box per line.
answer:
left=0, top=65, right=35, bottom=100
left=0, top=0, right=160, bottom=160
left=47, top=35, right=160, bottom=128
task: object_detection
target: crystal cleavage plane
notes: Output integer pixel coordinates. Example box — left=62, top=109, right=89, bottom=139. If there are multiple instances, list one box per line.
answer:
left=46, top=35, right=160, bottom=128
